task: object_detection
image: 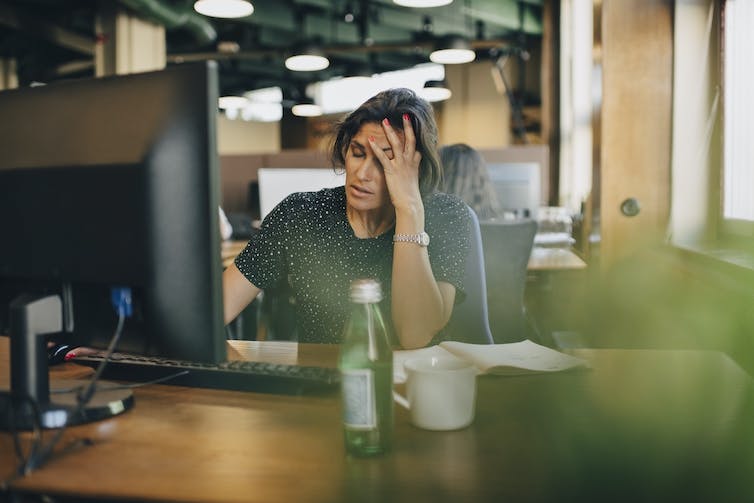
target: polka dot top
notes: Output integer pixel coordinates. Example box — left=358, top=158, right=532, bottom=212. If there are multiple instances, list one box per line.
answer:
left=235, top=186, right=471, bottom=344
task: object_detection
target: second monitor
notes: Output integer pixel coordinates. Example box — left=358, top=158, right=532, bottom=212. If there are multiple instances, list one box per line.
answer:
left=486, top=162, right=541, bottom=219
left=258, top=168, right=345, bottom=220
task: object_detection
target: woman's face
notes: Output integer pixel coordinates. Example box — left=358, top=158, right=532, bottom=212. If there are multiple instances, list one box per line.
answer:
left=344, top=121, right=404, bottom=213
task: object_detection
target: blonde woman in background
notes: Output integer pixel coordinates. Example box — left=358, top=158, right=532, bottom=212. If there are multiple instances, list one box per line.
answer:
left=439, top=143, right=503, bottom=221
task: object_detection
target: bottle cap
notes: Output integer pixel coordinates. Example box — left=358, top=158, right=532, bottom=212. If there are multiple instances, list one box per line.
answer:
left=349, top=278, right=383, bottom=303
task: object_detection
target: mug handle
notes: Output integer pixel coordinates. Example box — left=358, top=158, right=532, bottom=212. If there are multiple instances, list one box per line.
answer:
left=392, top=391, right=410, bottom=410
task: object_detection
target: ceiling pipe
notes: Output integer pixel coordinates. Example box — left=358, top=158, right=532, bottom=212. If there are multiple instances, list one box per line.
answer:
left=0, top=2, right=95, bottom=55
left=118, top=0, right=217, bottom=46
left=167, top=37, right=513, bottom=64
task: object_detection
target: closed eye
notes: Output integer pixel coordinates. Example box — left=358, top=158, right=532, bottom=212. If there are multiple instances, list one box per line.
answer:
left=350, top=144, right=366, bottom=158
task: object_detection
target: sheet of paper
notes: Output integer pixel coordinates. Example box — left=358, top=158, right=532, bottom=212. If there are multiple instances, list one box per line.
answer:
left=440, top=340, right=589, bottom=375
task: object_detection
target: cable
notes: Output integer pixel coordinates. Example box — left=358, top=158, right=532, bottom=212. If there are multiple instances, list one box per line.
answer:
left=19, top=287, right=132, bottom=475
left=10, top=395, right=42, bottom=469
left=95, top=370, right=190, bottom=390
left=51, top=369, right=190, bottom=394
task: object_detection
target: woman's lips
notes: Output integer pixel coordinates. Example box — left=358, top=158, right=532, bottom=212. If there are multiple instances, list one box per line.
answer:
left=349, top=184, right=373, bottom=197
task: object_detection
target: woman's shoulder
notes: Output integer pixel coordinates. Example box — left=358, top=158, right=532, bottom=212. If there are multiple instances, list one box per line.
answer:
left=281, top=185, right=343, bottom=202
left=271, top=186, right=345, bottom=215
left=424, top=191, right=470, bottom=217
left=424, top=192, right=471, bottom=243
left=260, top=186, right=345, bottom=234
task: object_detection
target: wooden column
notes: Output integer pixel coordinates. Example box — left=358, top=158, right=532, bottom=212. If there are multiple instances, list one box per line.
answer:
left=599, top=0, right=673, bottom=270
left=542, top=0, right=560, bottom=205
left=95, top=4, right=166, bottom=77
left=0, top=57, right=18, bottom=90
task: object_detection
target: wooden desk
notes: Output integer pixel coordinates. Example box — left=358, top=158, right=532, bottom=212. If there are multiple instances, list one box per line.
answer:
left=525, top=247, right=588, bottom=341
left=527, top=246, right=587, bottom=271
left=3, top=337, right=754, bottom=502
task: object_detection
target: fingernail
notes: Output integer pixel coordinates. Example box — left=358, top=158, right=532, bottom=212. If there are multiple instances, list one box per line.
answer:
left=368, top=136, right=375, bottom=142
left=65, top=352, right=76, bottom=361
left=403, top=113, right=409, bottom=121
left=382, top=118, right=390, bottom=126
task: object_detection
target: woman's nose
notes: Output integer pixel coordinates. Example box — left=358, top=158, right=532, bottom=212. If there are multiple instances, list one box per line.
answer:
left=356, top=157, right=375, bottom=180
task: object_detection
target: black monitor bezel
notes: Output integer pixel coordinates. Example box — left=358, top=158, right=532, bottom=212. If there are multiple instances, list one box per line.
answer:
left=0, top=62, right=226, bottom=364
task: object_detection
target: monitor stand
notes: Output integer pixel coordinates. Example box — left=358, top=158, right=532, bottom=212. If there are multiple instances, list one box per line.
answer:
left=0, top=294, right=133, bottom=431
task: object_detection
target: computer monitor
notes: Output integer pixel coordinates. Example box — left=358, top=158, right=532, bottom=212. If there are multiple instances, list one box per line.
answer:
left=486, top=162, right=541, bottom=219
left=0, top=62, right=225, bottom=365
left=258, top=168, right=345, bottom=220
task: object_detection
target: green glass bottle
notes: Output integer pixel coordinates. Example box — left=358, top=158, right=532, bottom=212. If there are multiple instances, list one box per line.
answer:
left=339, top=278, right=394, bottom=457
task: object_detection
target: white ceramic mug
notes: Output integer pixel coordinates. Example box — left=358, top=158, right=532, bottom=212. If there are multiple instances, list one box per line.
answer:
left=393, top=356, right=477, bottom=431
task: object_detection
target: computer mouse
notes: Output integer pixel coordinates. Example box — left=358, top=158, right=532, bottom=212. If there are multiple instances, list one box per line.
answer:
left=48, top=342, right=76, bottom=366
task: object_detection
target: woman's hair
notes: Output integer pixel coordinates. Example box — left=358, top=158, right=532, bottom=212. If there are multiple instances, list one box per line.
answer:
left=330, top=88, right=442, bottom=195
left=439, top=143, right=503, bottom=220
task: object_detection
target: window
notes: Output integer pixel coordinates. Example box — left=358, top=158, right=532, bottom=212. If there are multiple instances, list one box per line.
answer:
left=671, top=0, right=754, bottom=245
left=722, top=0, right=754, bottom=232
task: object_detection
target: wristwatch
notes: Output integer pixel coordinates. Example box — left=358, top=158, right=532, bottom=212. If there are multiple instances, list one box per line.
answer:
left=393, top=231, right=430, bottom=247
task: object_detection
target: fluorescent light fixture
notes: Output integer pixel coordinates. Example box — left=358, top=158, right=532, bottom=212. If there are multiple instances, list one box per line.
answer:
left=241, top=102, right=283, bottom=122
left=244, top=86, right=283, bottom=104
left=218, top=95, right=248, bottom=109
left=429, top=35, right=476, bottom=64
left=417, top=80, right=451, bottom=102
left=311, top=63, right=445, bottom=114
left=194, top=0, right=254, bottom=18
left=285, top=44, right=330, bottom=72
left=285, top=54, right=329, bottom=72
left=221, top=89, right=282, bottom=121
left=393, top=0, right=453, bottom=6
left=292, top=103, right=323, bottom=117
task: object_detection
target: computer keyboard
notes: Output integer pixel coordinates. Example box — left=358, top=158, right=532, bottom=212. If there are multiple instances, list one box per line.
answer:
left=72, top=352, right=341, bottom=396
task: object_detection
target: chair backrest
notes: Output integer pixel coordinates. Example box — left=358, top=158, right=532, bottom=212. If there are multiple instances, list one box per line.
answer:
left=479, top=219, right=537, bottom=343
left=443, top=206, right=494, bottom=344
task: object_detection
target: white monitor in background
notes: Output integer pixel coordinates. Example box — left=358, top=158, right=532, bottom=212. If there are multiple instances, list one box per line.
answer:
left=258, top=168, right=345, bottom=220
left=486, top=162, right=541, bottom=219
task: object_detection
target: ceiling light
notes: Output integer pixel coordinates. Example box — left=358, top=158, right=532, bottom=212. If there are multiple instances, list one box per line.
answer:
left=194, top=0, right=254, bottom=19
left=291, top=98, right=323, bottom=117
left=241, top=102, right=282, bottom=122
left=218, top=95, right=248, bottom=109
left=311, top=63, right=444, bottom=114
left=285, top=44, right=330, bottom=72
left=417, top=80, right=451, bottom=102
left=244, top=86, right=283, bottom=104
left=393, top=0, right=453, bottom=7
left=429, top=35, right=476, bottom=64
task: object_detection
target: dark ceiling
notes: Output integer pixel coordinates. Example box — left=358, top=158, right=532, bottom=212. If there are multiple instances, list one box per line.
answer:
left=0, top=0, right=543, bottom=97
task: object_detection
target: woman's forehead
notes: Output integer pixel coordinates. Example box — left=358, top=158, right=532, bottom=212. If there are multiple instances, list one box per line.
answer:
left=353, top=122, right=404, bottom=143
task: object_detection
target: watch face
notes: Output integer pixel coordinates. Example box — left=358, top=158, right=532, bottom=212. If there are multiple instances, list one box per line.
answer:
left=419, top=232, right=430, bottom=246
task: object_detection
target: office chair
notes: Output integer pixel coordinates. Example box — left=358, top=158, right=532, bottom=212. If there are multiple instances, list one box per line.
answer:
left=443, top=206, right=495, bottom=345
left=479, top=219, right=538, bottom=343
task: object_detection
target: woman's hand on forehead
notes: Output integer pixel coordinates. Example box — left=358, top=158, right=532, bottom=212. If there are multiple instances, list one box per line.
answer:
left=368, top=114, right=423, bottom=210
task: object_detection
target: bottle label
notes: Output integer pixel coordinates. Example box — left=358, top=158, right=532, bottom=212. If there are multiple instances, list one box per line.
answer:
left=341, top=369, right=376, bottom=430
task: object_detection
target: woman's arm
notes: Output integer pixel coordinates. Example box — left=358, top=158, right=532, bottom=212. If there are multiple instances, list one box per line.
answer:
left=222, top=263, right=261, bottom=325
left=369, top=115, right=455, bottom=349
left=391, top=236, right=457, bottom=348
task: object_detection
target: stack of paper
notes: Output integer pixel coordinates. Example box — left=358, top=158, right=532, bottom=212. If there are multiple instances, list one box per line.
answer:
left=393, top=340, right=589, bottom=384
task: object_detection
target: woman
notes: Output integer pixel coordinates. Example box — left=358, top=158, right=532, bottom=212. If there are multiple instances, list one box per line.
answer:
left=223, top=88, right=471, bottom=349
left=439, top=143, right=503, bottom=221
